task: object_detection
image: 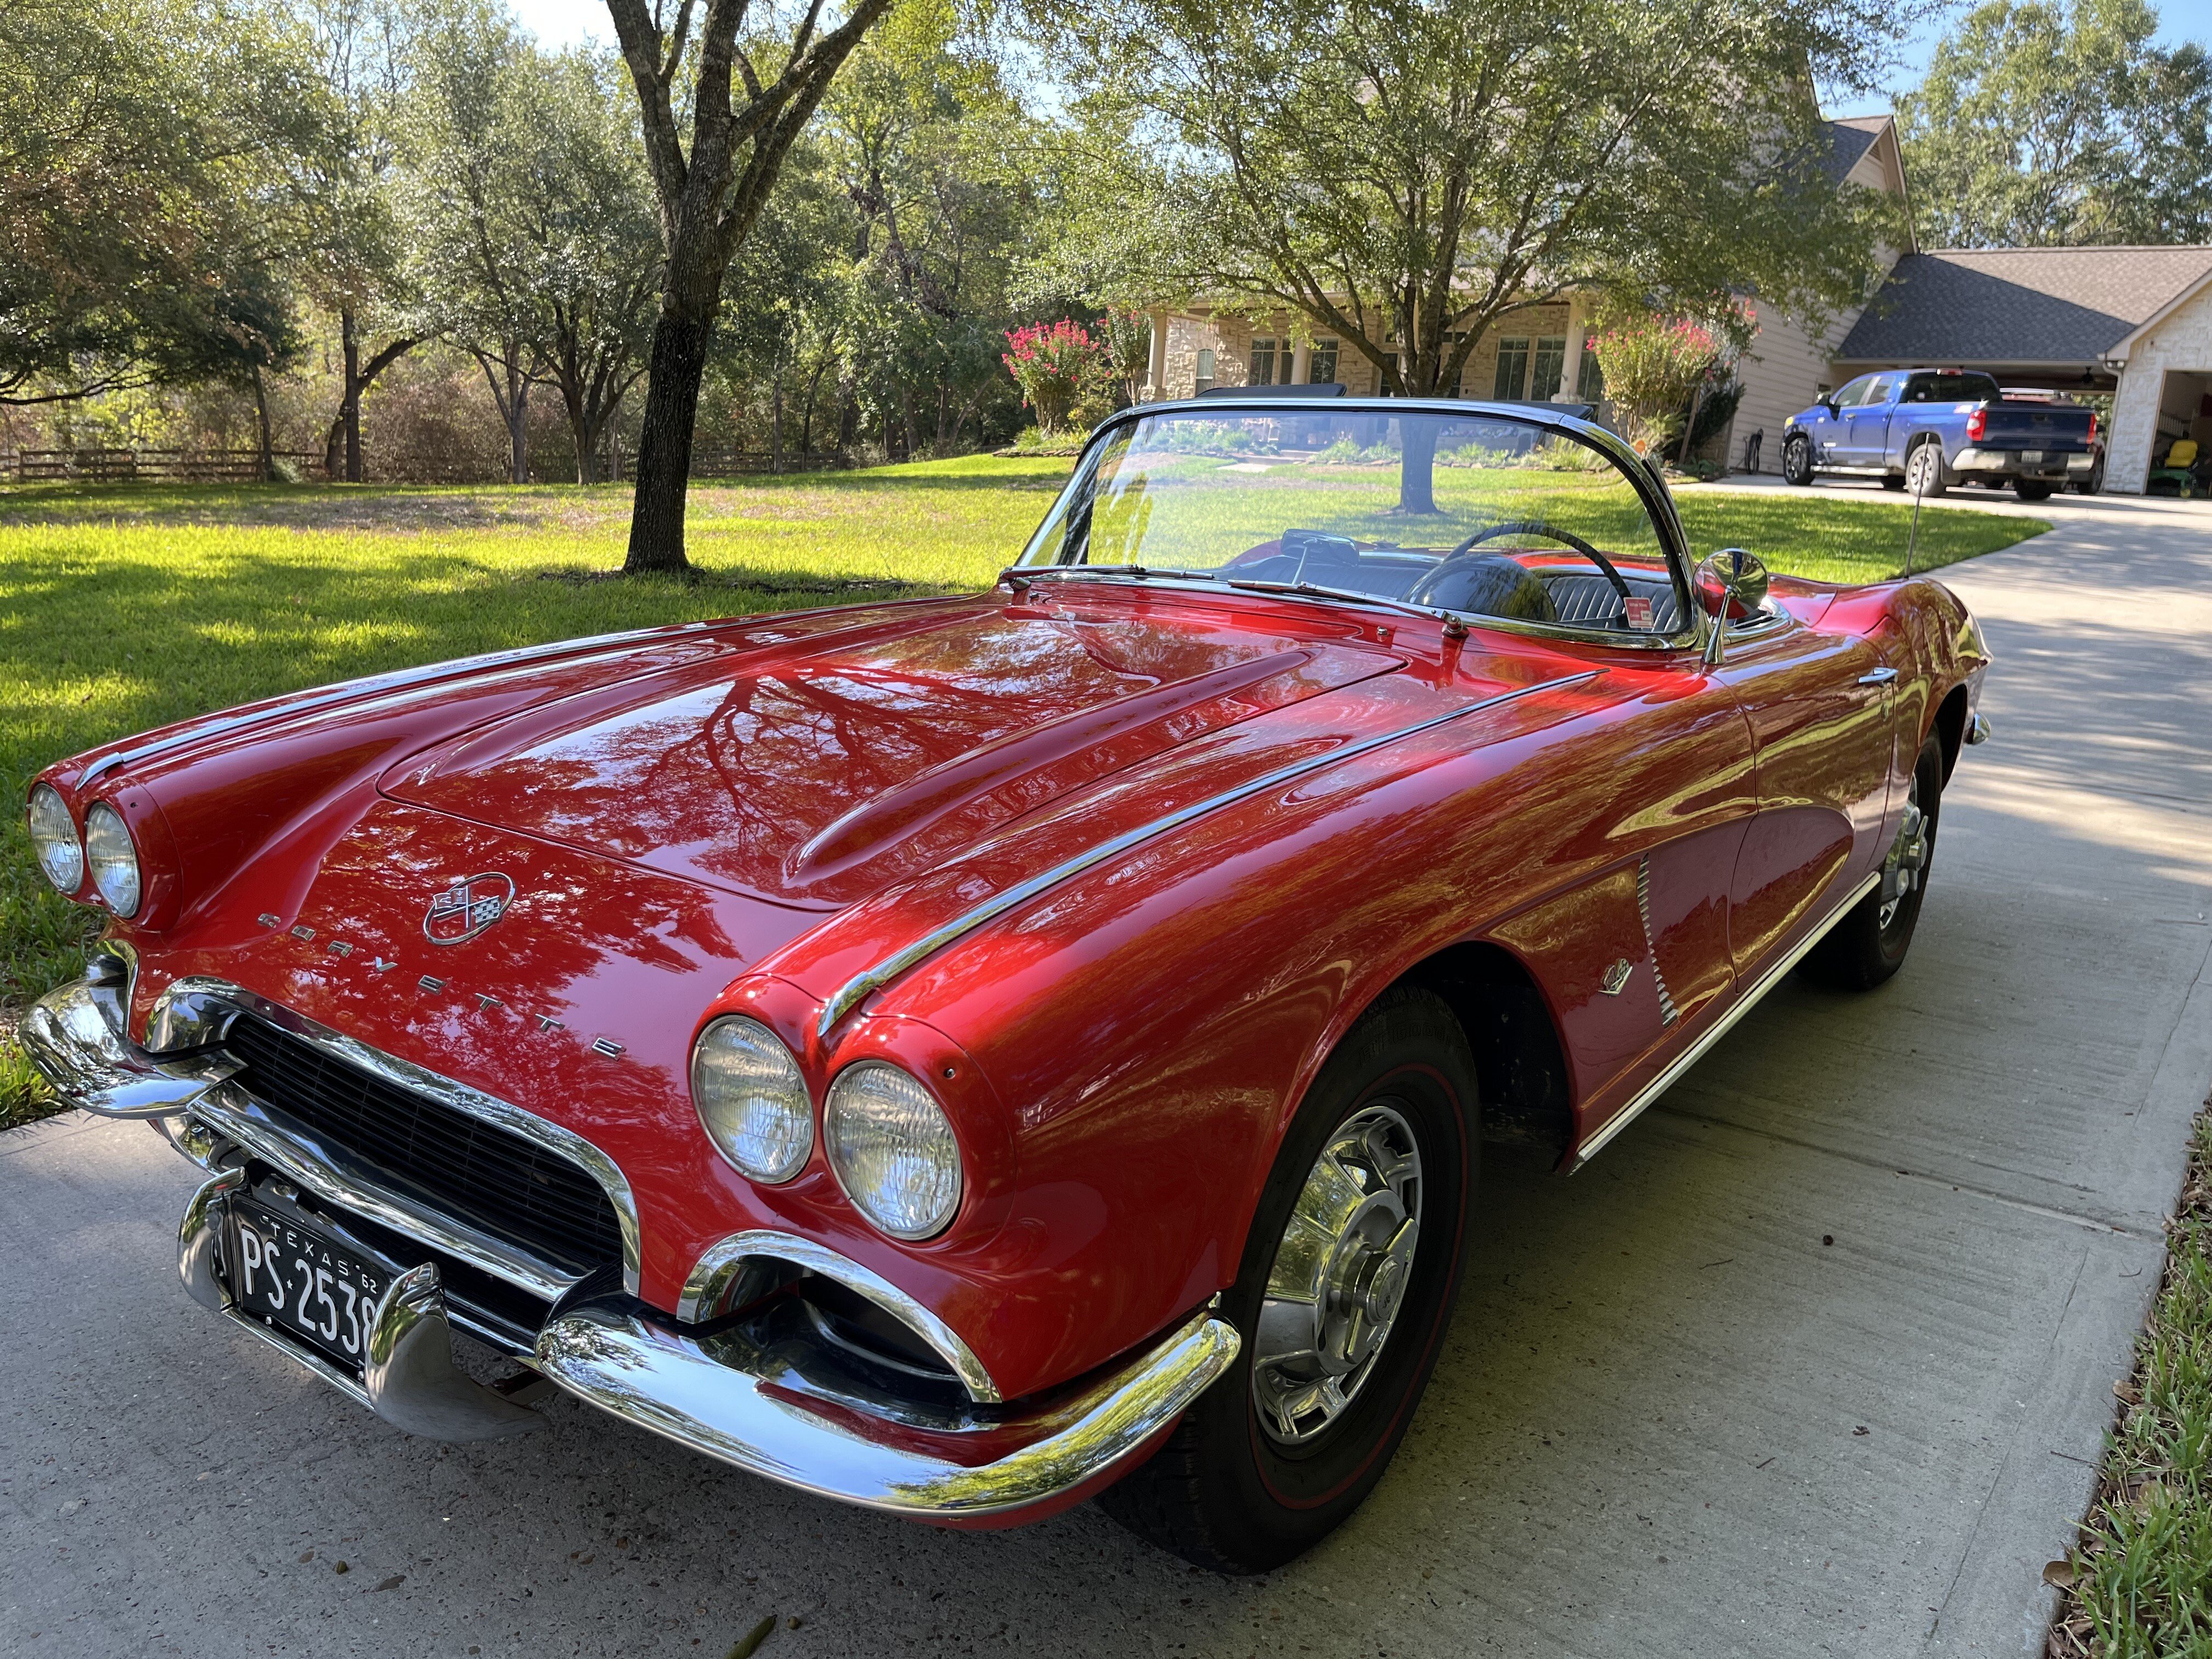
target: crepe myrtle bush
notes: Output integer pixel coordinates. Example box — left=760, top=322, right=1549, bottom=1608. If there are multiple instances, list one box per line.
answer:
left=1002, top=320, right=1104, bottom=435
left=1588, top=312, right=1727, bottom=454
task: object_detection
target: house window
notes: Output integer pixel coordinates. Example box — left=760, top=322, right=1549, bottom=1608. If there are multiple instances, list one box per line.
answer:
left=1194, top=348, right=1215, bottom=393
left=1493, top=338, right=1531, bottom=400
left=1249, top=339, right=1276, bottom=386
left=1531, top=337, right=1568, bottom=401
left=1576, top=347, right=1604, bottom=402
left=1310, top=338, right=1339, bottom=383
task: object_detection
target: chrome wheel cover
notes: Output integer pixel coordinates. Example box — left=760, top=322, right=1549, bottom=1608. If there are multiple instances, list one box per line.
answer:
left=1878, top=772, right=1932, bottom=930
left=1251, top=1103, right=1423, bottom=1446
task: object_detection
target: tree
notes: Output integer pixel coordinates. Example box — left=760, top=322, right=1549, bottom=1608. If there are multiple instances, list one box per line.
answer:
left=291, top=0, right=421, bottom=482
left=1898, top=0, right=2212, bottom=246
left=0, top=0, right=308, bottom=405
left=1032, top=0, right=1909, bottom=507
left=405, top=11, right=661, bottom=482
left=604, top=0, right=897, bottom=573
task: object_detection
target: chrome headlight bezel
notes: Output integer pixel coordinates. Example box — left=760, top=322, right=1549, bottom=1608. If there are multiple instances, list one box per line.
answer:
left=27, top=783, right=84, bottom=894
left=825, top=1062, right=963, bottom=1241
left=691, top=1015, right=815, bottom=1184
left=82, top=800, right=142, bottom=917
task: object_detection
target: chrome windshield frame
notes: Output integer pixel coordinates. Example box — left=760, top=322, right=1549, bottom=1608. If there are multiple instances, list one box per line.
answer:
left=1015, top=397, right=1701, bottom=651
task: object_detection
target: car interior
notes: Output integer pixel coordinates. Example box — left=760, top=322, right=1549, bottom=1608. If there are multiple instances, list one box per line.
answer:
left=1222, top=528, right=1688, bottom=633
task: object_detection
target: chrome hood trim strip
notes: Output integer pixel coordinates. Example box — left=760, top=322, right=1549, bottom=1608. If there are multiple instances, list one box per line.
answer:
left=819, top=670, right=1602, bottom=1037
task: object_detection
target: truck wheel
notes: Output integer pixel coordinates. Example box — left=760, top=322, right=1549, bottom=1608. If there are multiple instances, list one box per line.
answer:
left=2013, top=479, right=2055, bottom=502
left=1781, top=435, right=1813, bottom=486
left=2072, top=454, right=2104, bottom=495
left=1880, top=473, right=1905, bottom=492
left=1097, top=986, right=1476, bottom=1572
left=1905, top=441, right=1946, bottom=498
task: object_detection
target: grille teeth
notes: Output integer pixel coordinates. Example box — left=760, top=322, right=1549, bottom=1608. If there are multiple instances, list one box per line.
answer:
left=1635, top=854, right=1681, bottom=1026
left=220, top=1013, right=624, bottom=1275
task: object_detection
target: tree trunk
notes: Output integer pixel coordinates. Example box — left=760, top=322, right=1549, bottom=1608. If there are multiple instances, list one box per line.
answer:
left=341, top=310, right=363, bottom=484
left=623, top=308, right=715, bottom=574
left=899, top=387, right=919, bottom=461
left=252, top=367, right=275, bottom=483
left=770, top=367, right=785, bottom=475
left=1398, top=421, right=1441, bottom=514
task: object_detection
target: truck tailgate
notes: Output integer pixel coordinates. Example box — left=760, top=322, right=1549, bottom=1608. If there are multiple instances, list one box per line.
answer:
left=1974, top=404, right=2097, bottom=450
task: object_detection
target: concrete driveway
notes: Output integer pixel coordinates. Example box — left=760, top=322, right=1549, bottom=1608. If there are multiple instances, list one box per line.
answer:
left=5, top=493, right=2210, bottom=1659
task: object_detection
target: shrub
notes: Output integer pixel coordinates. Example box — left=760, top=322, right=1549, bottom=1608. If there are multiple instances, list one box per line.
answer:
left=1589, top=313, right=1721, bottom=454
left=1001, top=321, right=1104, bottom=436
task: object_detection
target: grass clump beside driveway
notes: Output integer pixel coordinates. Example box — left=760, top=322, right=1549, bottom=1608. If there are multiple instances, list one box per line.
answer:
left=0, top=456, right=2040, bottom=1120
left=2049, top=1105, right=2212, bottom=1659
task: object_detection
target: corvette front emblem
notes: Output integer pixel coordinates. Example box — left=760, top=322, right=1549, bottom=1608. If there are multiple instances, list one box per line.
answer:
left=423, top=872, right=515, bottom=946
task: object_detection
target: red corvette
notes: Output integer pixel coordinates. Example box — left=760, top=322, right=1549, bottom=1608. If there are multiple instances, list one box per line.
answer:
left=22, top=399, right=1989, bottom=1570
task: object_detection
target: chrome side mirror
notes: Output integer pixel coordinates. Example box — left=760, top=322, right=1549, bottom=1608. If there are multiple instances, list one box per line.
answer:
left=1694, top=548, right=1770, bottom=667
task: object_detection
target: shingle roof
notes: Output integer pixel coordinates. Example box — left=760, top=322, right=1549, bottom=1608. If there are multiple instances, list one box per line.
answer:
left=1838, top=247, right=2212, bottom=365
left=1819, top=121, right=1881, bottom=187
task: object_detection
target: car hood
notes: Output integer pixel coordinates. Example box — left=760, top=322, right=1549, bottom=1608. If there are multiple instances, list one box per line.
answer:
left=381, top=597, right=1408, bottom=907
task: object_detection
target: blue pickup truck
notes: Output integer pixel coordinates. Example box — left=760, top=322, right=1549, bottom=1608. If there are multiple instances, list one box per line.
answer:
left=1781, top=369, right=2101, bottom=500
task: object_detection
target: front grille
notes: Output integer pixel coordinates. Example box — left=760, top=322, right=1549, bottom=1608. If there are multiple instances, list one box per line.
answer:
left=219, top=1012, right=625, bottom=1277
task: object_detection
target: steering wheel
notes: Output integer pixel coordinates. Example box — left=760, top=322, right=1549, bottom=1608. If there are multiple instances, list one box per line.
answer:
left=1408, top=520, right=1634, bottom=620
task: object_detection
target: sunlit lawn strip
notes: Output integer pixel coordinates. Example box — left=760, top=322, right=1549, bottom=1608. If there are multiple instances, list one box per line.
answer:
left=0, top=457, right=2041, bottom=1123
left=2048, top=1105, right=2212, bottom=1659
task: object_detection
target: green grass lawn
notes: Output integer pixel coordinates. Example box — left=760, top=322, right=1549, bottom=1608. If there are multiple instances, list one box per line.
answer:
left=0, top=455, right=2042, bottom=1123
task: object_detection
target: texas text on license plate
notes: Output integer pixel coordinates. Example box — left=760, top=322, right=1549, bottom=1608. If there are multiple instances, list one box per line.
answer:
left=228, top=1197, right=394, bottom=1372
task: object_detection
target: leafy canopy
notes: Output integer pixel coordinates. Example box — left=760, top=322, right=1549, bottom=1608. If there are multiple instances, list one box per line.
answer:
left=1898, top=0, right=2212, bottom=246
left=1026, top=0, right=1918, bottom=396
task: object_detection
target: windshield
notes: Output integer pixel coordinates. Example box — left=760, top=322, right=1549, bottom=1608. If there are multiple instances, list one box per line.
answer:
left=1018, top=407, right=1686, bottom=636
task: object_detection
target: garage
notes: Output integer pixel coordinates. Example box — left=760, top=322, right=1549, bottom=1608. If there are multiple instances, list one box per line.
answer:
left=1831, top=245, right=2212, bottom=494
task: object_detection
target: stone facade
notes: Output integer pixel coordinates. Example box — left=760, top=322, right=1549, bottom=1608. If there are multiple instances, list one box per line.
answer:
left=2107, top=281, right=2212, bottom=494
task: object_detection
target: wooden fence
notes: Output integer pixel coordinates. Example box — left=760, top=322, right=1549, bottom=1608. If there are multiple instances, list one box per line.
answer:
left=2, top=448, right=323, bottom=483
left=1, top=444, right=851, bottom=484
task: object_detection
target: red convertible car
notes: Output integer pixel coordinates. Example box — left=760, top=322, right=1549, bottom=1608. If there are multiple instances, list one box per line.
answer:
left=22, top=399, right=1989, bottom=1570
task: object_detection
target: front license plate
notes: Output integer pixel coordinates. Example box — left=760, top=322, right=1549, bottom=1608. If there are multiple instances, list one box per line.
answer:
left=227, top=1198, right=394, bottom=1371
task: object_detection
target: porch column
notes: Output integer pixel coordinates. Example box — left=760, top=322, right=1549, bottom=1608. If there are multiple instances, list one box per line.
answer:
left=1289, top=339, right=1312, bottom=385
left=1146, top=310, right=1170, bottom=400
left=1560, top=295, right=1587, bottom=403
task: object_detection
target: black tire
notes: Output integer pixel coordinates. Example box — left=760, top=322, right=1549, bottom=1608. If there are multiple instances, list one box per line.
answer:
left=1905, top=440, right=1947, bottom=498
left=1781, top=434, right=1814, bottom=486
left=2070, top=454, right=2104, bottom=495
left=1798, top=731, right=1944, bottom=991
left=1880, top=473, right=1906, bottom=491
left=2013, top=479, right=2055, bottom=501
left=1097, top=986, right=1477, bottom=1572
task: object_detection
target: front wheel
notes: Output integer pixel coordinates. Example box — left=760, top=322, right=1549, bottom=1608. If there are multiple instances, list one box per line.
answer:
left=1098, top=987, right=1476, bottom=1572
left=1881, top=472, right=1906, bottom=492
left=1781, top=434, right=1814, bottom=486
left=2014, top=478, right=2056, bottom=501
left=1799, top=731, right=1944, bottom=991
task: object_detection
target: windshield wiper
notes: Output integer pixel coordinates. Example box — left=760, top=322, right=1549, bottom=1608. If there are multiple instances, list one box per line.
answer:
left=999, top=564, right=1216, bottom=586
left=1223, top=578, right=1469, bottom=639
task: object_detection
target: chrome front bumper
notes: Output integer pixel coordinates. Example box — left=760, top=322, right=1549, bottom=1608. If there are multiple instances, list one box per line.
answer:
left=25, top=969, right=1243, bottom=1521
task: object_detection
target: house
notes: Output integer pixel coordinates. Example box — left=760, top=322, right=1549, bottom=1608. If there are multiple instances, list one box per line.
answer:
left=1137, top=115, right=1915, bottom=473
left=1133, top=105, right=2212, bottom=495
left=1830, top=246, right=2212, bottom=494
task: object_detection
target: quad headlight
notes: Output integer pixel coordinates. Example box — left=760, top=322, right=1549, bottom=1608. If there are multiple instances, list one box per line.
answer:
left=691, top=1016, right=814, bottom=1183
left=27, top=785, right=83, bottom=894
left=83, top=801, right=141, bottom=917
left=826, top=1063, right=962, bottom=1240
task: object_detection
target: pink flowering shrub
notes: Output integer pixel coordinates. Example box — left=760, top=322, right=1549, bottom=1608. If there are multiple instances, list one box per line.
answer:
left=1588, top=314, right=1724, bottom=453
left=1001, top=320, right=1102, bottom=435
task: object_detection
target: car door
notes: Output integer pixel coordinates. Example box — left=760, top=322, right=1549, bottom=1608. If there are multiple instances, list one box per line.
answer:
left=1840, top=375, right=1899, bottom=467
left=1809, top=376, right=1871, bottom=465
left=1708, top=615, right=1896, bottom=974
